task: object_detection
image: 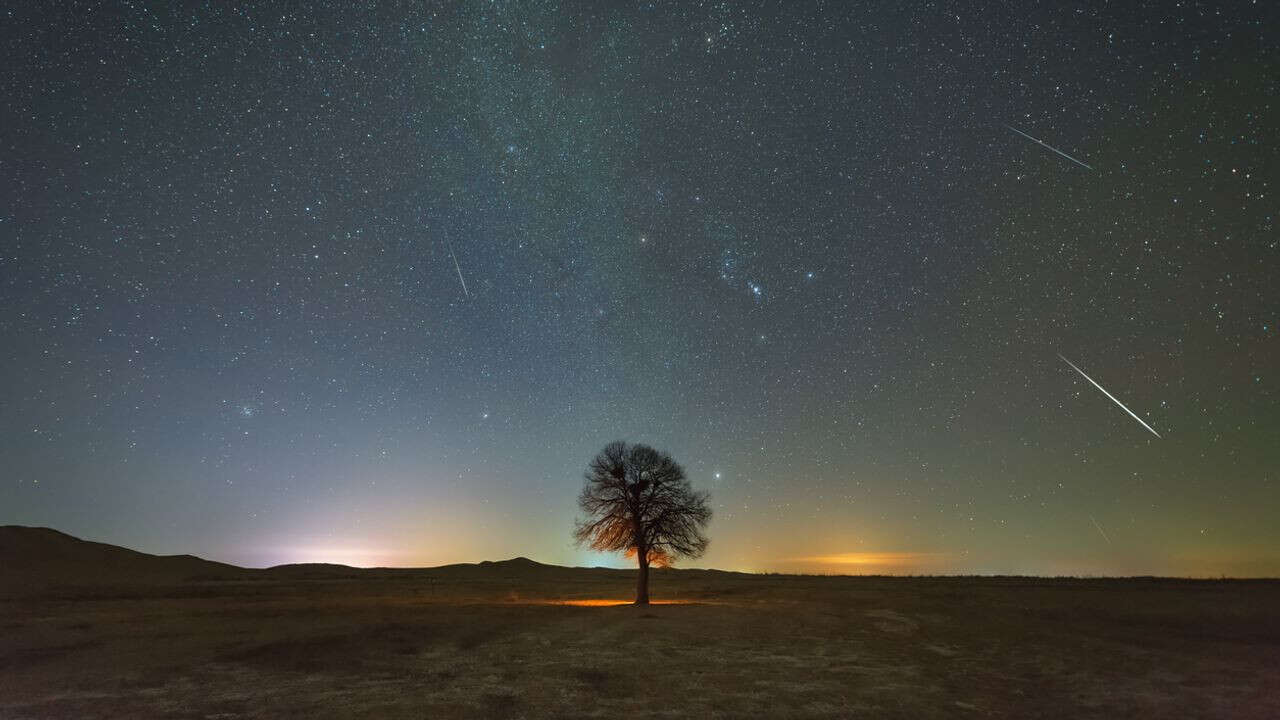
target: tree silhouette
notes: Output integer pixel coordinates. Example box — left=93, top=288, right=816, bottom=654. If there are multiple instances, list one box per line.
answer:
left=573, top=441, right=711, bottom=604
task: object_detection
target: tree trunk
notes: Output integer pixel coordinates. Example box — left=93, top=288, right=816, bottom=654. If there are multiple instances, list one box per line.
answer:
left=635, top=550, right=650, bottom=605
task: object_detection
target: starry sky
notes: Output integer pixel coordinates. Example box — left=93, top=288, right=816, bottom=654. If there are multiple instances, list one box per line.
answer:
left=2, top=2, right=1276, bottom=576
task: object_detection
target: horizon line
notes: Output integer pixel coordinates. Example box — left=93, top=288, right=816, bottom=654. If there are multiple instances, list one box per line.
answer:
left=5, top=525, right=1277, bottom=580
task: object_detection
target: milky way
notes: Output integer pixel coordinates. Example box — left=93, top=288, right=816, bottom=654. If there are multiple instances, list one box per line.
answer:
left=2, top=2, right=1275, bottom=575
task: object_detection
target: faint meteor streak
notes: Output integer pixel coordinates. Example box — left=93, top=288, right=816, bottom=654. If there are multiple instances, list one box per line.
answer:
left=445, top=238, right=470, bottom=299
left=1058, top=354, right=1161, bottom=439
left=1005, top=124, right=1093, bottom=170
left=1089, top=515, right=1112, bottom=545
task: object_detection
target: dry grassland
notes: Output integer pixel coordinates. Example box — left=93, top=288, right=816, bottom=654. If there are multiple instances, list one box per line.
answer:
left=2, top=568, right=1278, bottom=719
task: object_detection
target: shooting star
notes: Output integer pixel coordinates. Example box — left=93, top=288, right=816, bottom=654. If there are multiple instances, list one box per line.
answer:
left=445, top=238, right=470, bottom=300
left=1005, top=124, right=1093, bottom=170
left=1058, top=354, right=1161, bottom=439
left=1088, top=515, right=1112, bottom=545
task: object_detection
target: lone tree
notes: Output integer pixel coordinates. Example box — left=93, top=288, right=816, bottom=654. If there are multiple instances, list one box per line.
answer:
left=574, top=441, right=711, bottom=604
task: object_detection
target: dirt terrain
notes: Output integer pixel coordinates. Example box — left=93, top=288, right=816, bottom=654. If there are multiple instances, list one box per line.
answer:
left=2, top=527, right=1277, bottom=718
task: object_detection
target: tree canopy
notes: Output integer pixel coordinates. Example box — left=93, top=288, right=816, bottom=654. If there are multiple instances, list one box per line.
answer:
left=574, top=441, right=711, bottom=603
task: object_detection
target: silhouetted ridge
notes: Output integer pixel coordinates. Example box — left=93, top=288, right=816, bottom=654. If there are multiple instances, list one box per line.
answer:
left=267, top=562, right=360, bottom=572
left=264, top=563, right=365, bottom=580
left=1, top=525, right=749, bottom=598
left=0, top=525, right=246, bottom=593
left=480, top=556, right=545, bottom=568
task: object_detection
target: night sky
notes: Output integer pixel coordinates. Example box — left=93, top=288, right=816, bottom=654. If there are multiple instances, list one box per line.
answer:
left=3, top=2, right=1276, bottom=576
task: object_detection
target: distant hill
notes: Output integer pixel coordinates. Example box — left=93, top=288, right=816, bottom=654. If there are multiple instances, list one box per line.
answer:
left=429, top=555, right=581, bottom=580
left=0, top=526, right=619, bottom=595
left=478, top=556, right=555, bottom=573
left=263, top=562, right=363, bottom=579
left=0, top=526, right=248, bottom=594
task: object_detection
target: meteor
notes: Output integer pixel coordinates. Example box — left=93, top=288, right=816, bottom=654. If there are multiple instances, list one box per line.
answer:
left=1006, top=124, right=1093, bottom=170
left=1089, top=515, right=1112, bottom=545
left=446, top=238, right=470, bottom=300
left=1059, top=354, right=1161, bottom=438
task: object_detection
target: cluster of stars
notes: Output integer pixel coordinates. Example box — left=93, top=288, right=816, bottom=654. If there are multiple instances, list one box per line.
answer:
left=0, top=0, right=1274, bottom=575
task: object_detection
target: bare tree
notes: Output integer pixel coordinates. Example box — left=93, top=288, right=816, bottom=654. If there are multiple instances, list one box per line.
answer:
left=573, top=441, right=711, bottom=604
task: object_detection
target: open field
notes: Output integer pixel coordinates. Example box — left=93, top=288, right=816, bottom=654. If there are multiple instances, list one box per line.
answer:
left=3, top=562, right=1278, bottom=719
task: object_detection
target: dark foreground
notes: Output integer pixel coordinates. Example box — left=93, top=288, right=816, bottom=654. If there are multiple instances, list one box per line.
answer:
left=2, top=568, right=1278, bottom=719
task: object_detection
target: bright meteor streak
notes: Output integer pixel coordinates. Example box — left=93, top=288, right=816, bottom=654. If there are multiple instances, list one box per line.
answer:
left=1059, top=354, right=1161, bottom=438
left=1005, top=124, right=1093, bottom=170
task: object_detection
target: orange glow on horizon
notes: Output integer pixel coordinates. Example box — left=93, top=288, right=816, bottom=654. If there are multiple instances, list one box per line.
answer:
left=793, top=551, right=945, bottom=567
left=543, top=599, right=700, bottom=607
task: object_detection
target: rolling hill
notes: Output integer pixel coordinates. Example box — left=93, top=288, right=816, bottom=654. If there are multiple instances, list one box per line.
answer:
left=0, top=526, right=619, bottom=594
left=0, top=526, right=248, bottom=593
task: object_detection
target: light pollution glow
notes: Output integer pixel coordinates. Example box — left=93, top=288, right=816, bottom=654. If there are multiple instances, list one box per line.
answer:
left=792, top=552, right=947, bottom=567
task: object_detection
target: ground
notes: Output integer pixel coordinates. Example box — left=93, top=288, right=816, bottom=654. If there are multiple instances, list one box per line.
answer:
left=2, top=569, right=1278, bottom=719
